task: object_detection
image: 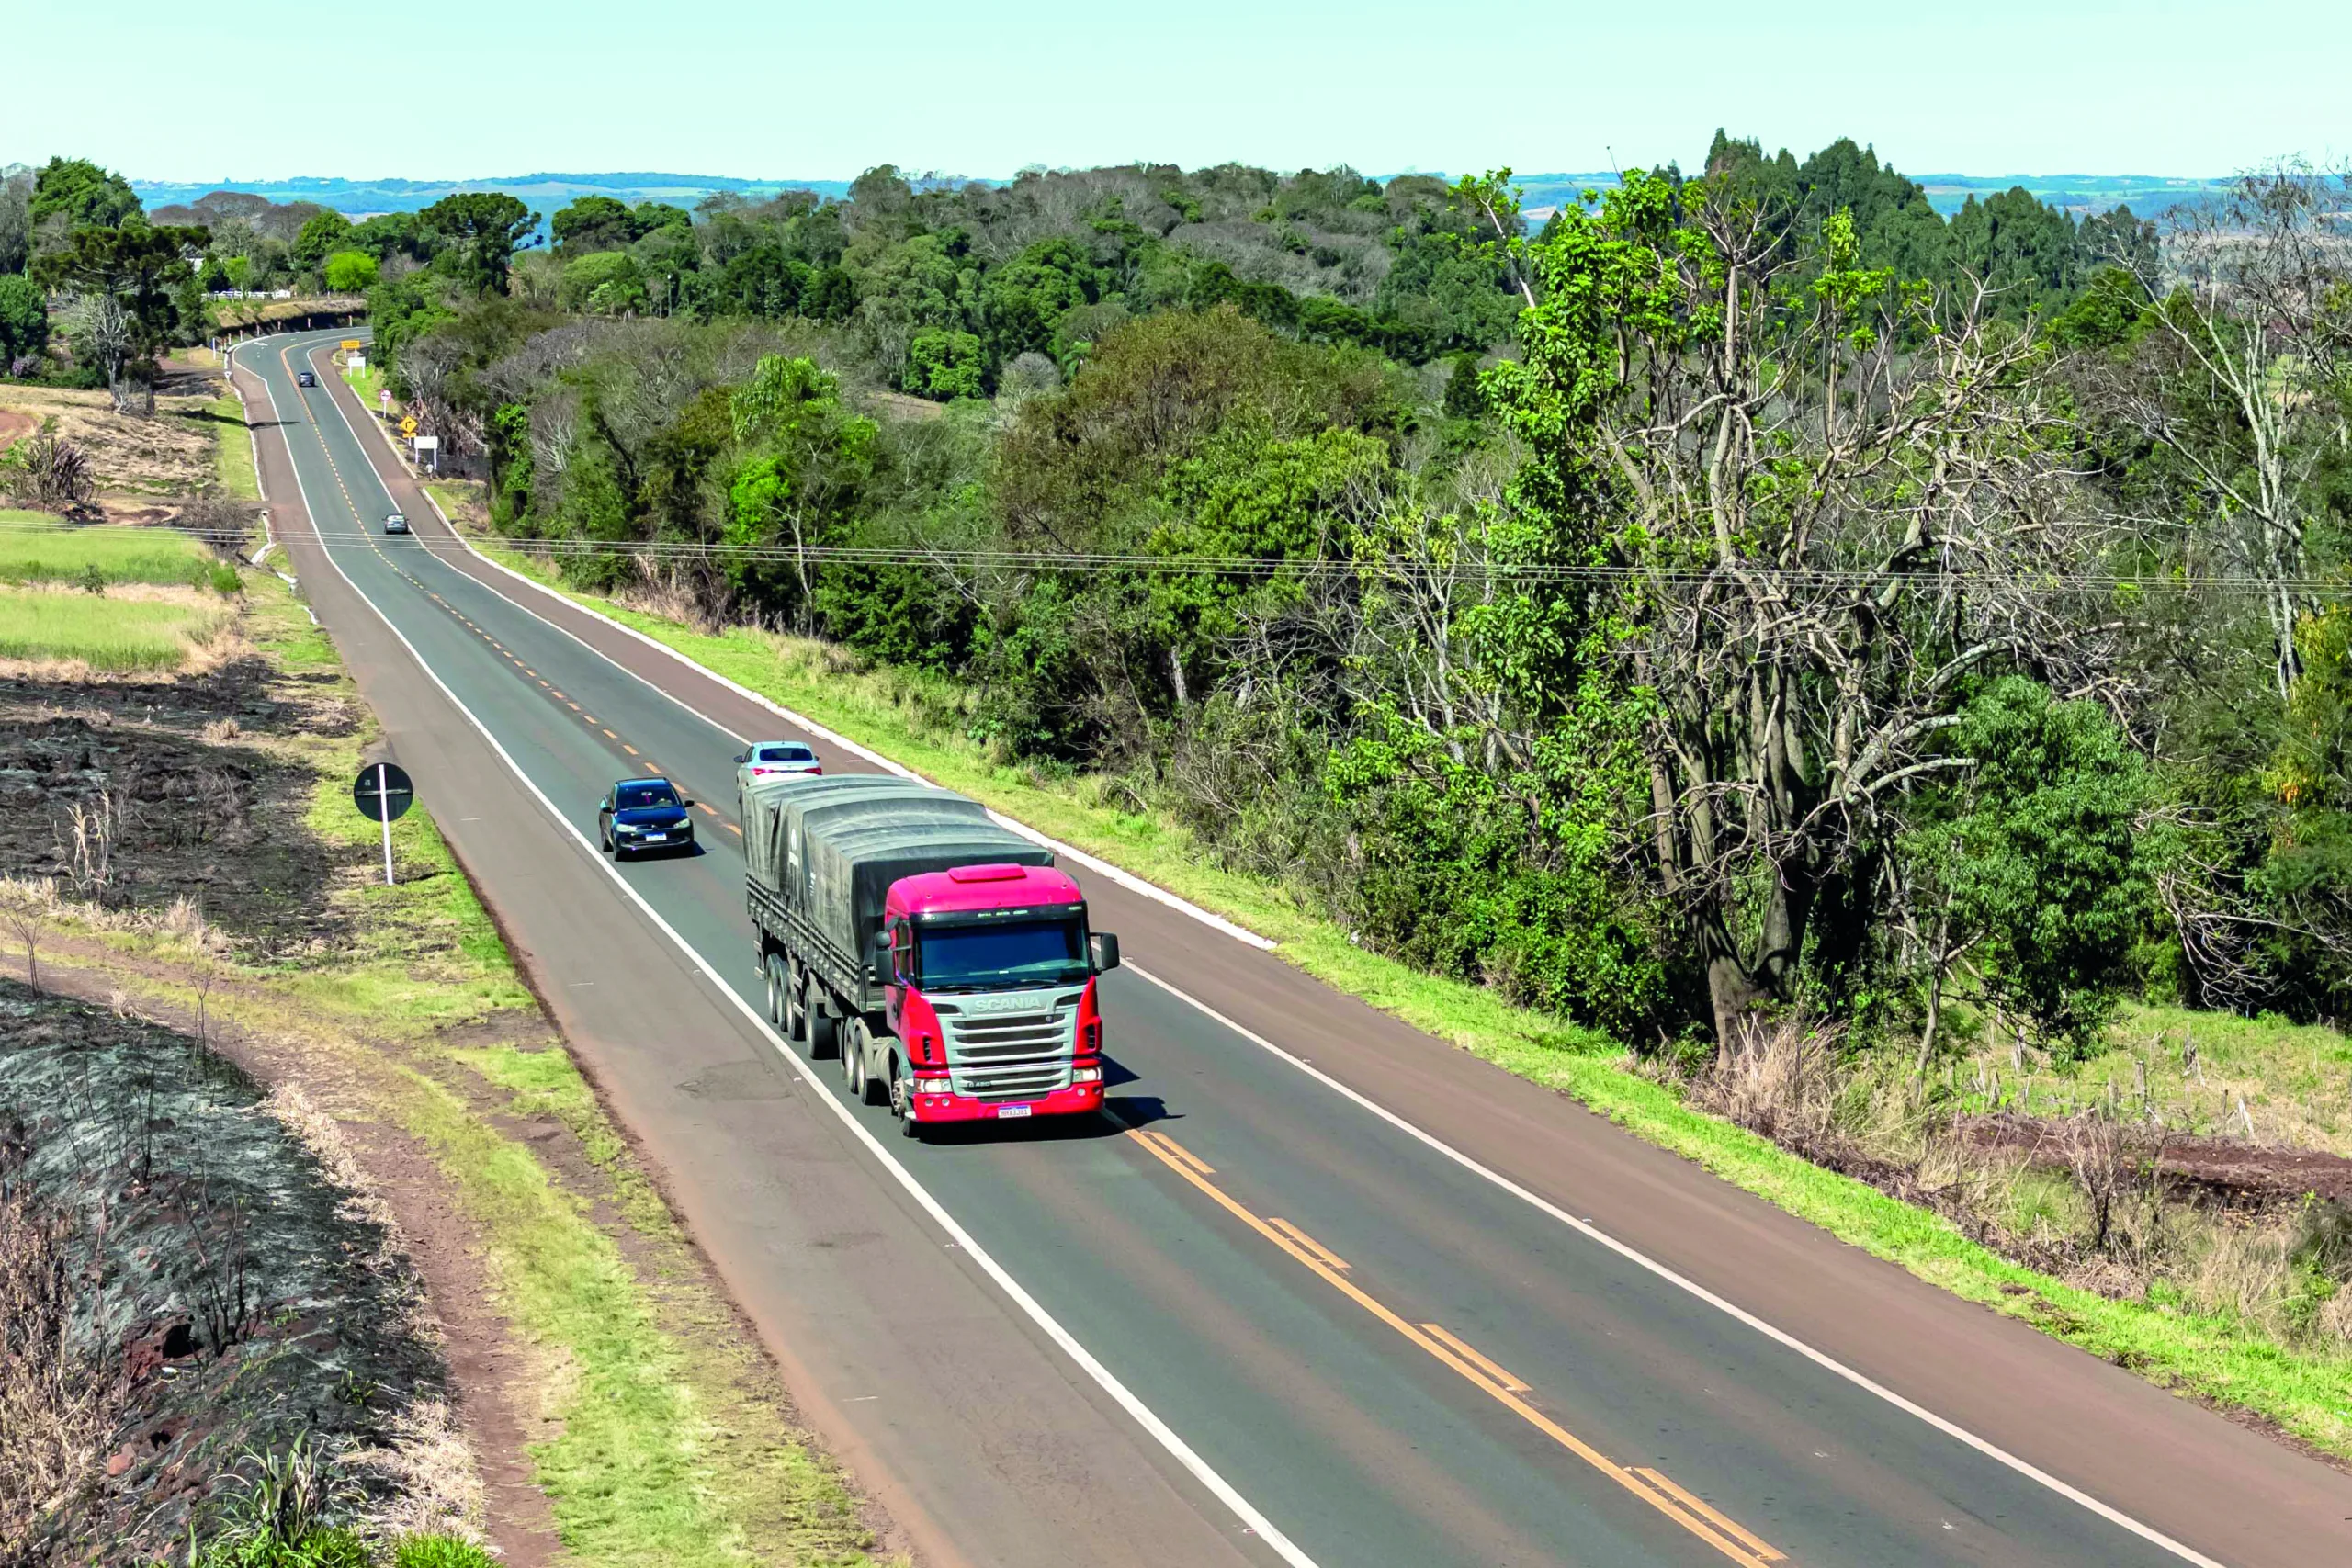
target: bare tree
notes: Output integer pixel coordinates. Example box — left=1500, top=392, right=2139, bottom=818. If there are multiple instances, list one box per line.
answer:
left=2104, top=163, right=2352, bottom=701
left=0, top=882, right=45, bottom=987
left=61, top=293, right=137, bottom=412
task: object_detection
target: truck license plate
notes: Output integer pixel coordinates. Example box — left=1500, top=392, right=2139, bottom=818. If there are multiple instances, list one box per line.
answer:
left=995, top=1105, right=1032, bottom=1120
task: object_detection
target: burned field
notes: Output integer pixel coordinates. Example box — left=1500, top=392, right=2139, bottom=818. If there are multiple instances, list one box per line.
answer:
left=0, top=981, right=453, bottom=1562
left=0, top=654, right=370, bottom=961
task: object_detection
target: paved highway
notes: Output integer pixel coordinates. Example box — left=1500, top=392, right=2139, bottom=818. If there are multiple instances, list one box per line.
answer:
left=234, top=328, right=2352, bottom=1568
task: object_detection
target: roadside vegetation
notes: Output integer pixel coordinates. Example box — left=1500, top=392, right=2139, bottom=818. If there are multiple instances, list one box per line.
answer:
left=357, top=133, right=2352, bottom=1460
left=0, top=400, right=887, bottom=1563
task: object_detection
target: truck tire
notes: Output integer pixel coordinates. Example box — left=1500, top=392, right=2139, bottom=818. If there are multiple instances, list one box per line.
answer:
left=780, top=960, right=807, bottom=1043
left=893, top=1069, right=925, bottom=1140
left=764, top=954, right=788, bottom=1031
left=846, top=1020, right=879, bottom=1103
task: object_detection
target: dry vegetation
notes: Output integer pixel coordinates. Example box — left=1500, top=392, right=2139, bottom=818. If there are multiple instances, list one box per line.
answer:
left=1681, top=1014, right=2352, bottom=1369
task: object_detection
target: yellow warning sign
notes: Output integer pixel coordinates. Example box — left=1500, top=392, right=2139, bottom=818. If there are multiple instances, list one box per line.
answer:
left=341, top=339, right=362, bottom=352
left=400, top=416, right=418, bottom=436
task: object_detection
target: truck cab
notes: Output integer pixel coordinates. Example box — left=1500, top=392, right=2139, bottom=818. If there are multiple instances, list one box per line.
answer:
left=876, top=863, right=1117, bottom=1128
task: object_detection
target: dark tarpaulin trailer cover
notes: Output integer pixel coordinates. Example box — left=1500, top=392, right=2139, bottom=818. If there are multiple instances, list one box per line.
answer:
left=744, top=774, right=1055, bottom=960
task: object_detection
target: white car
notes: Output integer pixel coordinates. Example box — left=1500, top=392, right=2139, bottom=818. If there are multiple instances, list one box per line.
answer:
left=736, top=742, right=820, bottom=789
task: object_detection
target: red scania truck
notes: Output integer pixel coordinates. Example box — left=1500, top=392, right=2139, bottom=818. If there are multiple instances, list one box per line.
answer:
left=742, top=773, right=1119, bottom=1136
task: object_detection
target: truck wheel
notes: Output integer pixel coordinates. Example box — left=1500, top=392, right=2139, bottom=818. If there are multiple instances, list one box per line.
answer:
left=780, top=961, right=806, bottom=1043
left=891, top=1068, right=924, bottom=1139
left=842, top=1020, right=866, bottom=1100
left=764, top=954, right=787, bottom=1030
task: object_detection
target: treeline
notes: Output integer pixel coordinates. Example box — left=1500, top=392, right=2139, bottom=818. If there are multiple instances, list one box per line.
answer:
left=374, top=135, right=2343, bottom=1064
left=0, top=156, right=537, bottom=405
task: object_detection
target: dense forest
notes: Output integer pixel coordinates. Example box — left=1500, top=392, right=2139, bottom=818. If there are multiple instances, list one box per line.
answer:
left=11, top=137, right=2348, bottom=1066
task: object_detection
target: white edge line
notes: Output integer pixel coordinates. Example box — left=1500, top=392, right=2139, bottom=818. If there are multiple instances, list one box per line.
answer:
left=1121, top=964, right=2232, bottom=1568
left=314, top=333, right=1276, bottom=956
left=255, top=338, right=1318, bottom=1568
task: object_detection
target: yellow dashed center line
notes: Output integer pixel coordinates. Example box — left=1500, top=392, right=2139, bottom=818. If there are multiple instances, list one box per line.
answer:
left=1125, top=1129, right=1788, bottom=1568
left=282, top=340, right=749, bottom=849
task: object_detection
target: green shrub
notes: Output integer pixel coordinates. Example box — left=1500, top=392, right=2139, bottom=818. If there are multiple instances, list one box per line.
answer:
left=391, top=1535, right=496, bottom=1568
left=198, top=1528, right=370, bottom=1568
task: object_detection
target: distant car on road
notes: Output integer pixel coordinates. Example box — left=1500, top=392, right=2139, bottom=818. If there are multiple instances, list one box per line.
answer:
left=296, top=370, right=317, bottom=388
left=383, top=512, right=409, bottom=535
left=598, top=777, right=695, bottom=860
left=735, top=742, right=821, bottom=817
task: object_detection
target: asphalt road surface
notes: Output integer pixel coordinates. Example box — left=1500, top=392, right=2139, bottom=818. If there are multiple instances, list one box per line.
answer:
left=232, top=329, right=2352, bottom=1568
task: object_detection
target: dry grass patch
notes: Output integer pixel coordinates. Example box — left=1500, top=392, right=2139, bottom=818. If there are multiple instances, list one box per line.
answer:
left=0, top=388, right=221, bottom=501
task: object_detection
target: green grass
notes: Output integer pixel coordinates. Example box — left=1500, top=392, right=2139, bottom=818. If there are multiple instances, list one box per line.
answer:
left=468, top=538, right=2352, bottom=1460
left=0, top=586, right=232, bottom=671
left=0, top=509, right=215, bottom=587
left=210, top=392, right=260, bottom=500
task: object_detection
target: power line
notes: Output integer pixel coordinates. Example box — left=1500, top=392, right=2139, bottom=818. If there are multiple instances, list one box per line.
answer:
left=0, top=522, right=2338, bottom=595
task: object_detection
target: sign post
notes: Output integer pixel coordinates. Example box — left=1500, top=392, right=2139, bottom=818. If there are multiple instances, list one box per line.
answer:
left=353, top=761, right=414, bottom=886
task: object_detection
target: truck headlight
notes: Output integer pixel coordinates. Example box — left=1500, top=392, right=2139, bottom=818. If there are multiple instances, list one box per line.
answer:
left=914, top=1076, right=952, bottom=1096
left=1072, top=1065, right=1102, bottom=1085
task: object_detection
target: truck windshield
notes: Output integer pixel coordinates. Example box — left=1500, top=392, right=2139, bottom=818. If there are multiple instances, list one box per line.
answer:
left=918, top=918, right=1086, bottom=989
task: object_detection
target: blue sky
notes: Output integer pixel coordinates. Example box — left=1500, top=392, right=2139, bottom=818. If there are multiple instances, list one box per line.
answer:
left=11, top=0, right=2346, bottom=182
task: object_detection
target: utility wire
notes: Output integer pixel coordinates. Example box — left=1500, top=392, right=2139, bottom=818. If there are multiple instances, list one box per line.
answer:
left=2, top=522, right=2339, bottom=594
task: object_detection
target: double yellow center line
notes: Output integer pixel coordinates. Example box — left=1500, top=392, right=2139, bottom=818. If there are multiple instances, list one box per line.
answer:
left=1125, top=1127, right=1788, bottom=1567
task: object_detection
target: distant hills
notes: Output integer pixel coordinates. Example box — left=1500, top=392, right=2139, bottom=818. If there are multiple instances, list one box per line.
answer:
left=130, top=168, right=2235, bottom=224
left=1510, top=170, right=2233, bottom=220
left=128, top=172, right=861, bottom=219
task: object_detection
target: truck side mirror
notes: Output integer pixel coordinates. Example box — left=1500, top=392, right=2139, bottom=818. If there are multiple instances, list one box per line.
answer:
left=870, top=931, right=892, bottom=978
left=1090, top=932, right=1121, bottom=973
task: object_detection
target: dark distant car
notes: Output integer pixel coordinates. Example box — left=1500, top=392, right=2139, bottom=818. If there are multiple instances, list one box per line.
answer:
left=598, top=777, right=695, bottom=860
left=383, top=512, right=409, bottom=535
left=296, top=370, right=317, bottom=388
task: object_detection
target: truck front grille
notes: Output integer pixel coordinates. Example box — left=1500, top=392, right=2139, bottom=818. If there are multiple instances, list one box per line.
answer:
left=939, top=1008, right=1072, bottom=1065
left=954, top=1062, right=1072, bottom=1101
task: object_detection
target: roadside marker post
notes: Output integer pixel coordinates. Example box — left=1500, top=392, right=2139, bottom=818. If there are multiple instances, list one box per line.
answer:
left=353, top=761, right=414, bottom=885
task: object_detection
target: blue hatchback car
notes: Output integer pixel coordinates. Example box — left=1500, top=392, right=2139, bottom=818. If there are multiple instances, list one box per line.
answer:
left=598, top=777, right=695, bottom=860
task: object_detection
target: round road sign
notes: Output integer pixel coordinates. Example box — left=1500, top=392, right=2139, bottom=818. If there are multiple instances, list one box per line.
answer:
left=353, top=762, right=415, bottom=823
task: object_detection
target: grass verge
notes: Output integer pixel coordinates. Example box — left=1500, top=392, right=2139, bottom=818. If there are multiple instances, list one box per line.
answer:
left=209, top=391, right=260, bottom=500
left=15, top=570, right=881, bottom=1565
left=466, top=536, right=2352, bottom=1462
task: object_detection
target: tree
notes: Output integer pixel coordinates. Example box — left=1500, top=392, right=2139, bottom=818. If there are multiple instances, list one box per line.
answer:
left=1902, top=680, right=2154, bottom=1065
left=0, top=167, right=31, bottom=275
left=0, top=274, right=46, bottom=369
left=1484, top=173, right=2110, bottom=1045
left=322, top=249, right=379, bottom=292
left=560, top=250, right=646, bottom=315
left=905, top=327, right=984, bottom=399
left=28, top=157, right=140, bottom=235
left=419, top=192, right=537, bottom=294
left=725, top=355, right=876, bottom=626
left=293, top=209, right=353, bottom=273
left=550, top=195, right=635, bottom=254
left=34, top=223, right=209, bottom=411
left=2089, top=164, right=2352, bottom=703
